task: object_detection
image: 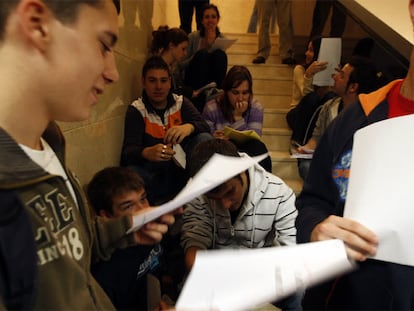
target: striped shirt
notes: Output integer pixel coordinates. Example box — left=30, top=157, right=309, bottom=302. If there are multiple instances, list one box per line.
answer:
left=181, top=162, right=297, bottom=251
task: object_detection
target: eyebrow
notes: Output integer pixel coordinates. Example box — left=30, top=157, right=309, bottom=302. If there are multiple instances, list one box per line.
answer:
left=118, top=200, right=133, bottom=207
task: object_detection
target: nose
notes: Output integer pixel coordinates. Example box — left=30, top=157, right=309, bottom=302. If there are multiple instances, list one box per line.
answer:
left=103, top=53, right=119, bottom=84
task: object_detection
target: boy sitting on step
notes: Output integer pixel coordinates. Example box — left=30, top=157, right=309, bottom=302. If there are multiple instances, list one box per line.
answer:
left=87, top=167, right=176, bottom=310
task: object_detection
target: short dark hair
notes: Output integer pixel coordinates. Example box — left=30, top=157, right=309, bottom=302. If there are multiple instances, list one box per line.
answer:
left=87, top=166, right=145, bottom=215
left=142, top=55, right=170, bottom=78
left=188, top=139, right=240, bottom=177
left=347, top=56, right=379, bottom=94
left=0, top=0, right=120, bottom=41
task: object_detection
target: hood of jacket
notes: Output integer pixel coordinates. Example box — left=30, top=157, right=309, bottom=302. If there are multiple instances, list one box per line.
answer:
left=0, top=122, right=65, bottom=189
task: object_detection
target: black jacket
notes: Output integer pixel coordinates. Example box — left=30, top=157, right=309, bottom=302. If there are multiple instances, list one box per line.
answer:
left=296, top=80, right=414, bottom=310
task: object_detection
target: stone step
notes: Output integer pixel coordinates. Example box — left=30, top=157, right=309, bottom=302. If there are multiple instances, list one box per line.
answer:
left=227, top=43, right=279, bottom=55
left=225, top=33, right=279, bottom=45
left=269, top=150, right=301, bottom=181
left=227, top=54, right=289, bottom=66
left=227, top=64, right=293, bottom=80
left=263, top=108, right=289, bottom=129
left=262, top=127, right=291, bottom=151
left=284, top=178, right=304, bottom=196
left=253, top=78, right=292, bottom=96
left=255, top=94, right=291, bottom=109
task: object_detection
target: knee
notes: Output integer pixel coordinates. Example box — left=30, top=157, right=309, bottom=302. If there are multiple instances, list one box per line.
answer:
left=243, top=139, right=269, bottom=155
left=188, top=132, right=214, bottom=150
left=211, top=49, right=228, bottom=63
left=192, top=49, right=210, bottom=62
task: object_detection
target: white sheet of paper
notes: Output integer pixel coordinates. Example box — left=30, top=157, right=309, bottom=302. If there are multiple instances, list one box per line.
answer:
left=176, top=240, right=354, bottom=311
left=127, top=153, right=268, bottom=234
left=290, top=152, right=313, bottom=159
left=173, top=144, right=186, bottom=169
left=313, top=38, right=342, bottom=87
left=209, top=37, right=238, bottom=52
left=344, top=114, right=414, bottom=266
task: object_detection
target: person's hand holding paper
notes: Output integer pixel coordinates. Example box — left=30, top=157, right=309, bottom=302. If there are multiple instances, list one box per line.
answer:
left=130, top=207, right=181, bottom=245
left=344, top=115, right=414, bottom=267
left=127, top=153, right=268, bottom=234
left=310, top=215, right=378, bottom=261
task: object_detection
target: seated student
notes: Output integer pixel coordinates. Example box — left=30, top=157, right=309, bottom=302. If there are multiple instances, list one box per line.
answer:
left=87, top=167, right=169, bottom=311
left=290, top=36, right=328, bottom=108
left=178, top=3, right=228, bottom=112
left=202, top=65, right=272, bottom=172
left=181, top=139, right=301, bottom=310
left=121, top=55, right=212, bottom=205
left=150, top=26, right=194, bottom=100
left=295, top=56, right=380, bottom=180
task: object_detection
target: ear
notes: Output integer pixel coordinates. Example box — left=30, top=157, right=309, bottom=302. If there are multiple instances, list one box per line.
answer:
left=98, top=209, right=111, bottom=218
left=348, top=82, right=359, bottom=94
left=17, top=0, right=52, bottom=52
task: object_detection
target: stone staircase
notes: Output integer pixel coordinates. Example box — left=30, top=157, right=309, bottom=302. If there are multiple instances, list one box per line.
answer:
left=225, top=33, right=303, bottom=193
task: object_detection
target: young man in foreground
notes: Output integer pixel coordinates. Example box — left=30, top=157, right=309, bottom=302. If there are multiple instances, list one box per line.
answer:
left=0, top=0, right=174, bottom=309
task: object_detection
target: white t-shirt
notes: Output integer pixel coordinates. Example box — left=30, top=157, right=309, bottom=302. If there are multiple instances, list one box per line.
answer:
left=19, top=138, right=78, bottom=206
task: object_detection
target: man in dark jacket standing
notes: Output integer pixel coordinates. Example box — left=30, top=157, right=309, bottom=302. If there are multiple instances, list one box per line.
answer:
left=295, top=1, right=414, bottom=309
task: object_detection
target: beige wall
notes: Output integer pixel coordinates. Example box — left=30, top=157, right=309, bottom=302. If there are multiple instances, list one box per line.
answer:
left=152, top=0, right=365, bottom=37
left=62, top=0, right=367, bottom=186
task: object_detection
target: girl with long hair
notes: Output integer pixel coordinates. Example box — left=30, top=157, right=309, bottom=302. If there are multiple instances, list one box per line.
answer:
left=202, top=65, right=272, bottom=172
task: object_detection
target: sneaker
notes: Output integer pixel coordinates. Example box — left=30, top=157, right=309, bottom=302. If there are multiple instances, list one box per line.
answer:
left=205, top=87, right=224, bottom=102
left=252, top=56, right=266, bottom=64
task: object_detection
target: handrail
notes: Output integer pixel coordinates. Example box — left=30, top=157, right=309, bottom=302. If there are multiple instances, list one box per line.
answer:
left=338, top=0, right=409, bottom=78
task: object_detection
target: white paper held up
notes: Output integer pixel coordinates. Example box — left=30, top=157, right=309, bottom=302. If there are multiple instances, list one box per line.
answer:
left=344, top=114, right=414, bottom=266
left=173, top=144, right=186, bottom=169
left=176, top=240, right=354, bottom=311
left=209, top=37, right=237, bottom=52
left=127, top=153, right=268, bottom=234
left=313, top=38, right=342, bottom=86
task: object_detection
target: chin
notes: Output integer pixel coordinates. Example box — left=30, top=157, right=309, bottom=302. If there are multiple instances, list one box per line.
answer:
left=58, top=110, right=91, bottom=123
